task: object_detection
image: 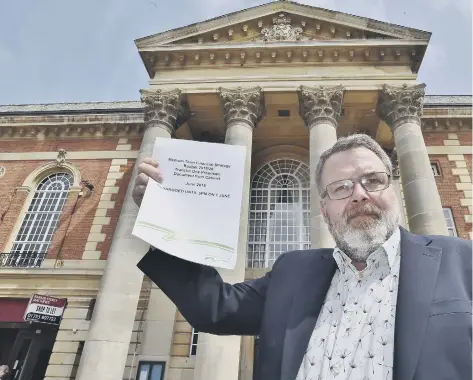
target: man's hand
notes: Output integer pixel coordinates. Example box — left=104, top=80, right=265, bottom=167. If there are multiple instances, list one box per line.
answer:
left=132, top=158, right=163, bottom=207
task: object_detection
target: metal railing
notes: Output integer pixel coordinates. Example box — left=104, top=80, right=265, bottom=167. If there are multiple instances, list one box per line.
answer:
left=0, top=252, right=46, bottom=268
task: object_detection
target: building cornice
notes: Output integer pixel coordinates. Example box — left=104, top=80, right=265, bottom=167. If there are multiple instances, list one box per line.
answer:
left=0, top=116, right=469, bottom=140
left=0, top=101, right=142, bottom=115
left=421, top=118, right=472, bottom=132
left=0, top=112, right=144, bottom=138
left=139, top=39, right=427, bottom=76
left=424, top=95, right=472, bottom=107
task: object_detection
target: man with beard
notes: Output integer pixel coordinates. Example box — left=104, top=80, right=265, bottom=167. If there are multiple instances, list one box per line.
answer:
left=134, top=134, right=471, bottom=380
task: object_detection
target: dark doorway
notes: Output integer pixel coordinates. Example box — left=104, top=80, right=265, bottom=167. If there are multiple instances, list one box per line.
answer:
left=253, top=336, right=260, bottom=380
left=0, top=324, right=58, bottom=380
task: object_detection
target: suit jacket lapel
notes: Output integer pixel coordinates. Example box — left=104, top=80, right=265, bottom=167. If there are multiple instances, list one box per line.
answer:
left=394, top=228, right=442, bottom=380
left=280, top=249, right=337, bottom=380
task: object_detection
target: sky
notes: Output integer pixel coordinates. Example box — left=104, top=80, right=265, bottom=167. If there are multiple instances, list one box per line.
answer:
left=0, top=0, right=471, bottom=105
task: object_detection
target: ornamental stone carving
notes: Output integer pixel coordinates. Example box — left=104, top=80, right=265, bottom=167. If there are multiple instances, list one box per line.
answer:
left=298, top=85, right=345, bottom=128
left=55, top=149, right=67, bottom=167
left=219, top=87, right=265, bottom=129
left=261, top=13, right=303, bottom=42
left=140, top=88, right=188, bottom=133
left=379, top=83, right=425, bottom=130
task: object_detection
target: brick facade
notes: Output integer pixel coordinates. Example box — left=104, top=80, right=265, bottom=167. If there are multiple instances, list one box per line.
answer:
left=424, top=132, right=472, bottom=239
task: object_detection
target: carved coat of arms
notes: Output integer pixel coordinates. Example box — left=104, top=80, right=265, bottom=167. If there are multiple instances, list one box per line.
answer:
left=261, top=13, right=303, bottom=42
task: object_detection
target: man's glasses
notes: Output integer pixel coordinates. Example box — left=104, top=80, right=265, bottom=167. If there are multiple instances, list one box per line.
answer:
left=322, top=172, right=391, bottom=200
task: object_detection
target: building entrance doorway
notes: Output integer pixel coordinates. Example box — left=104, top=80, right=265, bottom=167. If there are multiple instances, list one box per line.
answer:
left=0, top=324, right=58, bottom=380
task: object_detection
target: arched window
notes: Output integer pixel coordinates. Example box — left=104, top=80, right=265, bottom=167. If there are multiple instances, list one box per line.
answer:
left=247, top=159, right=310, bottom=268
left=7, top=172, right=73, bottom=267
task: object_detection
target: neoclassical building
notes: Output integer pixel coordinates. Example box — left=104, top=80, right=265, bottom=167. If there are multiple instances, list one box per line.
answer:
left=0, top=2, right=471, bottom=380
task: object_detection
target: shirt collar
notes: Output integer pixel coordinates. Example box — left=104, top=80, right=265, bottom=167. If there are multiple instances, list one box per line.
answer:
left=333, top=227, right=401, bottom=273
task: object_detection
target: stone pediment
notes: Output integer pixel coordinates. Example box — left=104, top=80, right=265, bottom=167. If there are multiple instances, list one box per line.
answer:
left=161, top=12, right=400, bottom=46
left=135, top=1, right=430, bottom=49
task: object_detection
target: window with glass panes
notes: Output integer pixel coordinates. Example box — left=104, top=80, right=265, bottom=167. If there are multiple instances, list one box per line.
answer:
left=443, top=208, right=458, bottom=236
left=136, top=362, right=165, bottom=380
left=9, top=173, right=73, bottom=267
left=247, top=159, right=310, bottom=268
left=189, top=328, right=199, bottom=356
left=431, top=162, right=441, bottom=176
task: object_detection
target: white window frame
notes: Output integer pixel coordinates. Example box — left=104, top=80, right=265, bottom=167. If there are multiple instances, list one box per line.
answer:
left=189, top=328, right=199, bottom=357
left=443, top=208, right=458, bottom=236
left=5, top=172, right=73, bottom=267
left=136, top=361, right=165, bottom=380
left=247, top=159, right=311, bottom=269
left=431, top=162, right=441, bottom=176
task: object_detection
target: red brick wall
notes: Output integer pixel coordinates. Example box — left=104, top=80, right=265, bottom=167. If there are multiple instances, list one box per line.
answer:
left=128, top=138, right=142, bottom=151
left=458, top=132, right=472, bottom=147
left=0, top=159, right=112, bottom=259
left=430, top=155, right=471, bottom=239
left=47, top=160, right=111, bottom=260
left=424, top=131, right=472, bottom=240
left=423, top=132, right=448, bottom=146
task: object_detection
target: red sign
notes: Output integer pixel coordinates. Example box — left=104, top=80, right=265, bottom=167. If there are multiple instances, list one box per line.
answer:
left=23, top=294, right=67, bottom=325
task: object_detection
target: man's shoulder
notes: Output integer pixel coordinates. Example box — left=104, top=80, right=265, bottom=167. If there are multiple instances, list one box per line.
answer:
left=406, top=230, right=472, bottom=268
left=402, top=227, right=471, bottom=249
left=424, top=233, right=472, bottom=251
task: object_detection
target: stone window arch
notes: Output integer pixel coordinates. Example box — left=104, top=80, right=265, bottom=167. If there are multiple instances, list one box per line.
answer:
left=2, top=160, right=81, bottom=267
left=247, top=159, right=310, bottom=268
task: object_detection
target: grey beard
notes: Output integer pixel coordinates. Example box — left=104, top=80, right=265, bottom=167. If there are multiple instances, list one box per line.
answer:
left=328, top=207, right=399, bottom=262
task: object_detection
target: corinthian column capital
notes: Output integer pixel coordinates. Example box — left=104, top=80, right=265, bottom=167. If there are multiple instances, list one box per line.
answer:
left=140, top=88, right=189, bottom=134
left=297, top=85, right=345, bottom=129
left=219, top=87, right=265, bottom=129
left=379, top=83, right=425, bottom=131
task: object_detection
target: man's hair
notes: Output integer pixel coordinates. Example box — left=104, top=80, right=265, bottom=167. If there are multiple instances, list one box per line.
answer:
left=315, top=133, right=393, bottom=196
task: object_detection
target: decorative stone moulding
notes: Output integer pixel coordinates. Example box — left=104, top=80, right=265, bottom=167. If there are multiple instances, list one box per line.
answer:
left=148, top=46, right=418, bottom=70
left=0, top=123, right=145, bottom=139
left=421, top=118, right=472, bottom=132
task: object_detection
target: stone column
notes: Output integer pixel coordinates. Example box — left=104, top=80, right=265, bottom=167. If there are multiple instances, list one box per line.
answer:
left=76, top=89, right=187, bottom=380
left=298, top=85, right=345, bottom=248
left=193, top=87, right=264, bottom=380
left=379, top=84, right=448, bottom=235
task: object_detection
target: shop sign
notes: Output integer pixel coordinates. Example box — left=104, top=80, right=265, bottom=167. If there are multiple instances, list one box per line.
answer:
left=23, top=294, right=67, bottom=325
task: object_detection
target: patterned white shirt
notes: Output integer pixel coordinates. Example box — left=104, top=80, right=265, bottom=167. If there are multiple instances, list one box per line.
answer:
left=295, top=228, right=401, bottom=380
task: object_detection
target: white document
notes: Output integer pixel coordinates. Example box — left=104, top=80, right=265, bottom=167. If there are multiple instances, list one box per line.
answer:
left=132, top=137, right=246, bottom=269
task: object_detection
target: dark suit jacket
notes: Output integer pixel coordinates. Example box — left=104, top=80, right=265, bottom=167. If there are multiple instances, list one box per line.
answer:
left=137, top=227, right=472, bottom=380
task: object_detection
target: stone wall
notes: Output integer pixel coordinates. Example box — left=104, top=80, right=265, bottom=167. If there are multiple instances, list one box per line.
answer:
left=168, top=311, right=195, bottom=380
left=45, top=299, right=95, bottom=380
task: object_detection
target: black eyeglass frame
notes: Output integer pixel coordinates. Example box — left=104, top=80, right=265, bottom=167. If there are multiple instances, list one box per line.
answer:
left=321, top=172, right=392, bottom=200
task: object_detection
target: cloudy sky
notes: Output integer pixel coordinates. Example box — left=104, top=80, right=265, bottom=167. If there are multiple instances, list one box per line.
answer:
left=0, top=0, right=471, bottom=105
